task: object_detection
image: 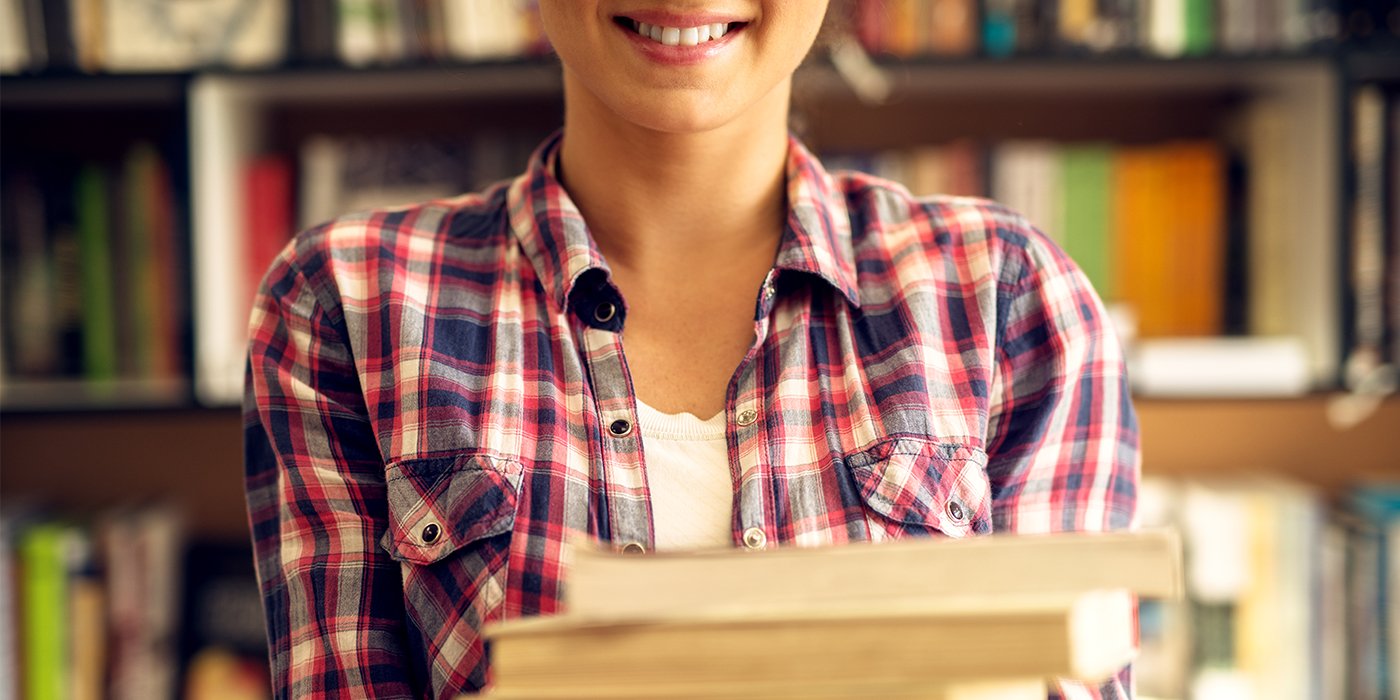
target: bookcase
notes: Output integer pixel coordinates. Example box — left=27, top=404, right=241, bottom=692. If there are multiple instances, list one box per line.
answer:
left=2, top=8, right=1400, bottom=699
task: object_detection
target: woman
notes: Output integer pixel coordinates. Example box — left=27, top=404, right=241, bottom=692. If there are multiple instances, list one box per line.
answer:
left=243, top=1, right=1139, bottom=698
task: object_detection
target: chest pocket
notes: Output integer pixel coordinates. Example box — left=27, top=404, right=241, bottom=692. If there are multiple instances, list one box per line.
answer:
left=843, top=438, right=992, bottom=540
left=380, top=453, right=523, bottom=565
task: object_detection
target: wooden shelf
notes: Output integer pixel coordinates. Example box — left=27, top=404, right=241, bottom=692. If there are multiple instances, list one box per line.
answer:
left=1, top=397, right=1393, bottom=542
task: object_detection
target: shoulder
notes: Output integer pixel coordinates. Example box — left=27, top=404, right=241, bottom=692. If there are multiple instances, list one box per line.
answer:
left=268, top=182, right=514, bottom=306
left=830, top=169, right=1069, bottom=296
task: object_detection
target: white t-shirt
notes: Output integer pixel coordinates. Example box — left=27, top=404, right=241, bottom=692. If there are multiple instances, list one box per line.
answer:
left=635, top=400, right=735, bottom=552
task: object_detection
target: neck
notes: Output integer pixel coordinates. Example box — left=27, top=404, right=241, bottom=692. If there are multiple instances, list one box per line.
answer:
left=555, top=68, right=792, bottom=274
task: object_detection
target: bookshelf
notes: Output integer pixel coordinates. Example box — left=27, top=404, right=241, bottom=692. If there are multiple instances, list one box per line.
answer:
left=2, top=41, right=1399, bottom=700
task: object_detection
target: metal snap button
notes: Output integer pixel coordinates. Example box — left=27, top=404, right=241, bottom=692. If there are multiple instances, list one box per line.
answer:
left=594, top=302, right=616, bottom=323
left=946, top=501, right=965, bottom=522
left=421, top=522, right=441, bottom=544
left=736, top=409, right=758, bottom=427
left=608, top=419, right=633, bottom=437
left=742, top=527, right=766, bottom=550
left=620, top=542, right=646, bottom=554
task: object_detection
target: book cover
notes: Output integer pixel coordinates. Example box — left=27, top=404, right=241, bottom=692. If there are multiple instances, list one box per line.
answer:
left=1112, top=146, right=1172, bottom=337
left=20, top=523, right=70, bottom=700
left=0, top=0, right=30, bottom=73
left=992, top=141, right=1061, bottom=245
left=243, top=154, right=295, bottom=316
left=1345, top=86, right=1389, bottom=390
left=1166, top=140, right=1225, bottom=336
left=1, top=172, right=58, bottom=377
left=1182, top=0, right=1214, bottom=53
left=983, top=0, right=1018, bottom=55
left=928, top=0, right=977, bottom=55
left=1059, top=143, right=1113, bottom=301
left=74, top=164, right=118, bottom=382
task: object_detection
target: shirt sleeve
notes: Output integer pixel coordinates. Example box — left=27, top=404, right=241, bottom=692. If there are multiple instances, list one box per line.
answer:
left=983, top=223, right=1141, bottom=700
left=244, top=239, right=417, bottom=700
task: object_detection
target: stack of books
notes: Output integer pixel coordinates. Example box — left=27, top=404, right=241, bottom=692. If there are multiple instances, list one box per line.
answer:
left=482, top=531, right=1183, bottom=699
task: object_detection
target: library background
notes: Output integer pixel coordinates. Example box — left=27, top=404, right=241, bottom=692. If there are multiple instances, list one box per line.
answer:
left=1, top=0, right=1398, bottom=698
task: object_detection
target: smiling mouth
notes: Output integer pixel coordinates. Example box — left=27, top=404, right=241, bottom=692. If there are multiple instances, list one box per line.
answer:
left=616, top=17, right=745, bottom=46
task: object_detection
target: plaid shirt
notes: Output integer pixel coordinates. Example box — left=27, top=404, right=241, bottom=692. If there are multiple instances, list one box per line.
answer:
left=245, top=132, right=1139, bottom=700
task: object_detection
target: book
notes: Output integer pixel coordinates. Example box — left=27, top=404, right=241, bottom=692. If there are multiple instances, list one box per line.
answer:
left=928, top=0, right=977, bottom=55
left=485, top=531, right=1179, bottom=698
left=1129, top=336, right=1311, bottom=397
left=1344, top=86, right=1390, bottom=393
left=1059, top=143, right=1113, bottom=300
left=1166, top=140, right=1225, bottom=336
left=563, top=530, right=1182, bottom=622
left=74, top=165, right=118, bottom=382
left=991, top=141, right=1061, bottom=245
left=488, top=589, right=1136, bottom=699
left=101, top=0, right=287, bottom=70
left=1113, top=145, right=1172, bottom=337
left=0, top=0, right=30, bottom=73
left=19, top=522, right=73, bottom=700
left=443, top=0, right=528, bottom=60
left=243, top=155, right=295, bottom=317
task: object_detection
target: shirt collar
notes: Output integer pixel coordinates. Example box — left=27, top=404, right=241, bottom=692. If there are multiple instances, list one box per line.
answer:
left=507, top=131, right=861, bottom=318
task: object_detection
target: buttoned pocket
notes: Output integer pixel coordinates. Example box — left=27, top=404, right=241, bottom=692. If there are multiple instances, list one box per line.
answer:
left=380, top=453, right=524, bottom=565
left=843, top=438, right=992, bottom=539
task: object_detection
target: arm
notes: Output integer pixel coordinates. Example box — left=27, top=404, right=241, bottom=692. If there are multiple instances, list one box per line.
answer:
left=984, top=226, right=1140, bottom=700
left=244, top=239, right=417, bottom=699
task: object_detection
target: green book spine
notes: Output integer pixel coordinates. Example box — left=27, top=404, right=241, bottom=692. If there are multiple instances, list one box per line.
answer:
left=1060, top=144, right=1114, bottom=301
left=1184, top=0, right=1213, bottom=54
left=75, top=164, right=118, bottom=381
left=20, top=524, right=68, bottom=700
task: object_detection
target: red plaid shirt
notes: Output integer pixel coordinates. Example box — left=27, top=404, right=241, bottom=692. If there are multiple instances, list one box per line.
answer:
left=245, top=132, right=1139, bottom=700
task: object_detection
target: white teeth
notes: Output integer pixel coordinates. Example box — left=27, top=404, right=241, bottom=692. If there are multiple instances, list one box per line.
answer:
left=632, top=20, right=732, bottom=45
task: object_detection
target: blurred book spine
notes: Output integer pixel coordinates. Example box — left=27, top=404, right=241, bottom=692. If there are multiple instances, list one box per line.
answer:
left=1137, top=476, right=1400, bottom=700
left=819, top=134, right=1334, bottom=396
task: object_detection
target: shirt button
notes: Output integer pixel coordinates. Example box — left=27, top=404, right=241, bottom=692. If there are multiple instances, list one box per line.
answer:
left=420, top=522, right=441, bottom=544
left=736, top=409, right=758, bottom=427
left=946, top=501, right=965, bottom=522
left=620, top=542, right=646, bottom=554
left=742, top=527, right=767, bottom=550
left=594, top=301, right=616, bottom=323
left=608, top=419, right=633, bottom=437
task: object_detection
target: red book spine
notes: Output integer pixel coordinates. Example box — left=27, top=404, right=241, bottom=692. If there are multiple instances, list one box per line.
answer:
left=244, top=156, right=295, bottom=310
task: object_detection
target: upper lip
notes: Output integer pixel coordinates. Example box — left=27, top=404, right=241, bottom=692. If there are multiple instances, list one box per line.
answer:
left=616, top=10, right=748, bottom=27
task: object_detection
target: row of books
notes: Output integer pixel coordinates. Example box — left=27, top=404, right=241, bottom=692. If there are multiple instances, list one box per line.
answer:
left=0, top=506, right=270, bottom=700
left=0, top=144, right=188, bottom=408
left=822, top=117, right=1326, bottom=396
left=853, top=0, right=1397, bottom=59
left=1135, top=477, right=1400, bottom=700
left=0, top=0, right=548, bottom=74
left=3, top=0, right=1397, bottom=74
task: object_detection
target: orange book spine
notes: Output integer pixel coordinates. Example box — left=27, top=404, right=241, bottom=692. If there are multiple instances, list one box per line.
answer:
left=1167, top=141, right=1226, bottom=336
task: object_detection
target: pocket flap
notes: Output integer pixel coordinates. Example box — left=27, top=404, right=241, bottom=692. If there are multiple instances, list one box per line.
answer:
left=844, top=439, right=992, bottom=538
left=380, top=453, right=523, bottom=566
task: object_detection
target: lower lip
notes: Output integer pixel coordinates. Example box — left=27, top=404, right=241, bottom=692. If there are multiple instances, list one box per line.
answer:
left=621, top=22, right=743, bottom=66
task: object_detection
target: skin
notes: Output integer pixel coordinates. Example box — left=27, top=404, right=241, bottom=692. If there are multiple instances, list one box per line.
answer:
left=538, top=0, right=830, bottom=420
